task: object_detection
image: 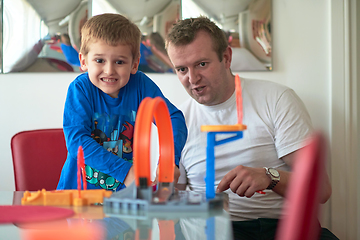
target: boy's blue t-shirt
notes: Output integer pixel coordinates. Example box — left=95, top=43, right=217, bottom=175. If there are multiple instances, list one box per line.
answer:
left=57, top=71, right=187, bottom=191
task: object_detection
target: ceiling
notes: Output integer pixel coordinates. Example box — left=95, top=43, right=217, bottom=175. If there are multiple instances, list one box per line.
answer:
left=26, top=0, right=82, bottom=24
left=107, top=0, right=173, bottom=23
left=192, top=0, right=252, bottom=22
left=25, top=0, right=254, bottom=26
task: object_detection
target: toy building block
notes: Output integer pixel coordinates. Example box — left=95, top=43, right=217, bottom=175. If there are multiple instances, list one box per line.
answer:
left=21, top=189, right=113, bottom=206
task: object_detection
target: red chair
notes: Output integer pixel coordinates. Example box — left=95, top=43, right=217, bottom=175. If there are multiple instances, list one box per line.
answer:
left=276, top=132, right=327, bottom=240
left=11, top=129, right=67, bottom=191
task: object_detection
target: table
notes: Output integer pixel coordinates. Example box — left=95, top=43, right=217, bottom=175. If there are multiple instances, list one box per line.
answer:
left=0, top=191, right=233, bottom=240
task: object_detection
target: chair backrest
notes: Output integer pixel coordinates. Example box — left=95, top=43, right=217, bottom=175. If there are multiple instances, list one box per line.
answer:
left=276, top=132, right=327, bottom=240
left=11, top=129, right=67, bottom=191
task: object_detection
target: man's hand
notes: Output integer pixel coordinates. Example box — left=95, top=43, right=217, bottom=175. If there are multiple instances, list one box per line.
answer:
left=173, top=165, right=180, bottom=184
left=216, top=165, right=271, bottom=198
left=216, top=150, right=332, bottom=202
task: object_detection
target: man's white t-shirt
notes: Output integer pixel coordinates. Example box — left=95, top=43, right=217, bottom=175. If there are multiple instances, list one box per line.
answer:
left=178, top=78, right=313, bottom=221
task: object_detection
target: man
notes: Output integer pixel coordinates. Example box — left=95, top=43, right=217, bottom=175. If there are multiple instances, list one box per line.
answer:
left=165, top=17, right=337, bottom=239
left=60, top=33, right=81, bottom=67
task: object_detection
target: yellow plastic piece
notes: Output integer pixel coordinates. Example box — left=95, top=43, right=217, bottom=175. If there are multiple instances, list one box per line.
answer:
left=73, top=197, right=88, bottom=206
left=21, top=189, right=112, bottom=206
left=43, top=190, right=73, bottom=206
left=201, top=124, right=247, bottom=132
left=72, top=204, right=106, bottom=219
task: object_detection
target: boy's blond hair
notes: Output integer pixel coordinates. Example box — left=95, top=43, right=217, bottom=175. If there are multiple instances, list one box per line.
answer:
left=80, top=13, right=141, bottom=61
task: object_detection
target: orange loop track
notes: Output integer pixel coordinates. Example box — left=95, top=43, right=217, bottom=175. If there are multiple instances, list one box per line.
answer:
left=133, top=97, right=175, bottom=187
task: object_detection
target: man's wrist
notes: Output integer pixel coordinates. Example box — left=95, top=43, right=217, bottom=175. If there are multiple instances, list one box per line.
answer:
left=264, top=167, right=280, bottom=190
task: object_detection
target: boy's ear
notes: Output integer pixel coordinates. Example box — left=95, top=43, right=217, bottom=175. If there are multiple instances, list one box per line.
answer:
left=79, top=53, right=88, bottom=71
left=131, top=55, right=140, bottom=74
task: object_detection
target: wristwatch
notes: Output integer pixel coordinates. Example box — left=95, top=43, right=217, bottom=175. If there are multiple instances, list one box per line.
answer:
left=264, top=167, right=280, bottom=190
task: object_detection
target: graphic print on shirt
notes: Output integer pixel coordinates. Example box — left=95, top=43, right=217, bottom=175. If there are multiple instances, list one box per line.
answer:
left=118, top=121, right=134, bottom=163
left=86, top=111, right=136, bottom=191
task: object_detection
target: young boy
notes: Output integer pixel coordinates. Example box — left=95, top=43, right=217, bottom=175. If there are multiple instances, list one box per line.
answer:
left=57, top=13, right=187, bottom=191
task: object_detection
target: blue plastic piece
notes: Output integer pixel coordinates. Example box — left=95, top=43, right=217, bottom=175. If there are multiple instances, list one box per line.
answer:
left=205, top=131, right=244, bottom=199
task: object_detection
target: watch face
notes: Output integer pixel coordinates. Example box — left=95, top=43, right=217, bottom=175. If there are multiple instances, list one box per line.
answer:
left=269, top=168, right=280, bottom=177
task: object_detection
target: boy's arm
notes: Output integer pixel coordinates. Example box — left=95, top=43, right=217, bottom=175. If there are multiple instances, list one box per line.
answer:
left=141, top=74, right=188, bottom=167
left=165, top=99, right=188, bottom=167
left=137, top=73, right=188, bottom=183
left=123, top=166, right=134, bottom=187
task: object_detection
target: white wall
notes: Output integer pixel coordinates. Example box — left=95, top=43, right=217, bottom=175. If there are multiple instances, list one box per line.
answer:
left=0, top=0, right=356, bottom=239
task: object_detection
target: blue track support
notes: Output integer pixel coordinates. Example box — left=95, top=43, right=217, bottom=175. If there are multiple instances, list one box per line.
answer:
left=205, top=131, right=244, bottom=200
left=206, top=132, right=216, bottom=199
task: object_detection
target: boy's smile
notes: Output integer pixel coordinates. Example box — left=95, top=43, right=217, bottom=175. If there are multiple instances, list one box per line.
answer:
left=80, top=40, right=139, bottom=98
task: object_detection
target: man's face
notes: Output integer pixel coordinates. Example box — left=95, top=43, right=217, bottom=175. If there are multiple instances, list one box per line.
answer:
left=167, top=31, right=233, bottom=106
left=79, top=40, right=139, bottom=98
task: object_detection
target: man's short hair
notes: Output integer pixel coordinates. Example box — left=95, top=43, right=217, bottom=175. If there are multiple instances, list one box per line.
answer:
left=80, top=13, right=141, bottom=61
left=165, top=16, right=228, bottom=62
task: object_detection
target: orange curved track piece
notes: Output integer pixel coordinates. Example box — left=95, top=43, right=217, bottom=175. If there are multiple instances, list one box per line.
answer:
left=235, top=74, right=243, bottom=125
left=133, top=97, right=175, bottom=187
left=201, top=74, right=247, bottom=133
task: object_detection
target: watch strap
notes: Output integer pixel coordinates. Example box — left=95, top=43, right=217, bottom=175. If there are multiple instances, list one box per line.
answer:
left=267, top=180, right=278, bottom=190
left=264, top=167, right=280, bottom=190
